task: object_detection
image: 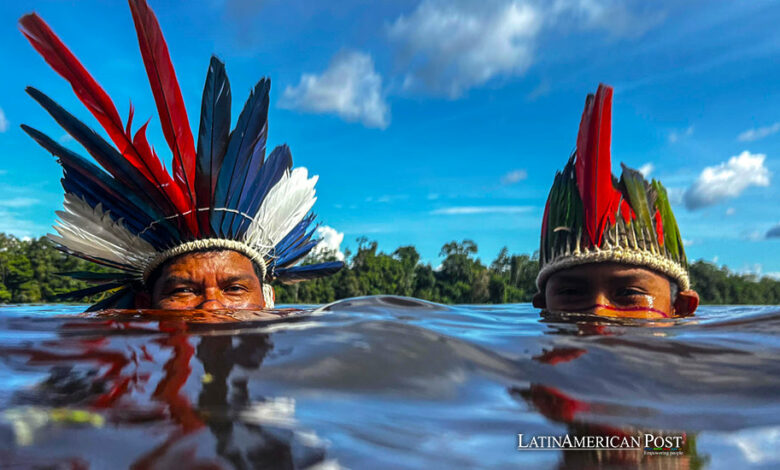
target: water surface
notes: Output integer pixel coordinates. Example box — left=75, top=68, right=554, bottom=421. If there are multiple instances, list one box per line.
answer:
left=0, top=297, right=778, bottom=469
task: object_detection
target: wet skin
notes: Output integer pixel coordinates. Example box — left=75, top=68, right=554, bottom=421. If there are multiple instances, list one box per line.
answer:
left=137, top=250, right=266, bottom=310
left=533, top=262, right=699, bottom=319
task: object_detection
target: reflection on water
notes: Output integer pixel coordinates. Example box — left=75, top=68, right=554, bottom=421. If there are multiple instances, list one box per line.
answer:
left=0, top=297, right=778, bottom=468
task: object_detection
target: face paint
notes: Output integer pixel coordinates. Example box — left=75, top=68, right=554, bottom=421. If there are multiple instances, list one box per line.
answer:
left=592, top=303, right=670, bottom=319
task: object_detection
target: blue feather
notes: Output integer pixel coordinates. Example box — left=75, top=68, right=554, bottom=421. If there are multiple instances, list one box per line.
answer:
left=274, top=213, right=316, bottom=253
left=234, top=144, right=293, bottom=236
left=21, top=125, right=178, bottom=246
left=212, top=78, right=270, bottom=237
left=274, top=262, right=344, bottom=284
left=274, top=239, right=320, bottom=269
left=195, top=56, right=231, bottom=236
left=25, top=87, right=182, bottom=223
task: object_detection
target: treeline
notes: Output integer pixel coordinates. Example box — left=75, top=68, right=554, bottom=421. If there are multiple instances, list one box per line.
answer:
left=276, top=238, right=780, bottom=306
left=1, top=233, right=780, bottom=305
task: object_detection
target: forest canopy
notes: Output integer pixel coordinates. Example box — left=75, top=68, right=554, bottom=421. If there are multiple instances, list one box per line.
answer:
left=1, top=233, right=779, bottom=306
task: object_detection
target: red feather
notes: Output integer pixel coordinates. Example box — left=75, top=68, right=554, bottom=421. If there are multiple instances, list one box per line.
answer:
left=128, top=0, right=197, bottom=208
left=20, top=11, right=198, bottom=235
left=620, top=199, right=635, bottom=224
left=19, top=14, right=194, bottom=226
left=575, top=84, right=621, bottom=246
left=654, top=208, right=664, bottom=246
left=19, top=14, right=125, bottom=146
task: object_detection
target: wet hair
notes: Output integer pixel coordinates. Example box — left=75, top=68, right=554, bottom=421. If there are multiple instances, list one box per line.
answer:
left=670, top=281, right=679, bottom=304
left=144, top=248, right=264, bottom=291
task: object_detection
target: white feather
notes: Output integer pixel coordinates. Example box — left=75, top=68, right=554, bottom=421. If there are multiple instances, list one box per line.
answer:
left=244, top=167, right=317, bottom=255
left=48, top=194, right=157, bottom=271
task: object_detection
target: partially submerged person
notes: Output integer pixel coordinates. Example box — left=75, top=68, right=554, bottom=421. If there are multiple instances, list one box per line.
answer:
left=532, top=84, right=698, bottom=319
left=19, top=0, right=342, bottom=312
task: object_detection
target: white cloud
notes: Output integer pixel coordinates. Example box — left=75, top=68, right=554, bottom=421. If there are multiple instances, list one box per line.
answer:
left=726, top=207, right=736, bottom=216
left=376, top=194, right=408, bottom=203
left=738, top=122, right=780, bottom=142
left=388, top=0, right=663, bottom=97
left=431, top=205, right=533, bottom=215
left=668, top=126, right=693, bottom=143
left=0, top=107, right=8, bottom=133
left=280, top=51, right=389, bottom=129
left=638, top=163, right=654, bottom=178
left=0, top=197, right=39, bottom=208
left=311, top=225, right=345, bottom=261
left=684, top=151, right=771, bottom=210
left=743, top=230, right=764, bottom=241
left=550, top=0, right=665, bottom=37
left=388, top=0, right=541, bottom=97
left=501, top=169, right=528, bottom=184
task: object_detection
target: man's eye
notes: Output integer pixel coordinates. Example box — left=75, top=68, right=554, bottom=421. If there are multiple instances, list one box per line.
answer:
left=617, top=287, right=646, bottom=297
left=168, top=287, right=195, bottom=295
left=225, top=284, right=248, bottom=293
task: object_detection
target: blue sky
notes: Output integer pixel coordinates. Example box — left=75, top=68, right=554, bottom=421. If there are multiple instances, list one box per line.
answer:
left=1, top=0, right=780, bottom=275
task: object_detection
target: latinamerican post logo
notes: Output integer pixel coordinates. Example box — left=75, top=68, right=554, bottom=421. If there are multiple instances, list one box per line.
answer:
left=517, top=433, right=685, bottom=455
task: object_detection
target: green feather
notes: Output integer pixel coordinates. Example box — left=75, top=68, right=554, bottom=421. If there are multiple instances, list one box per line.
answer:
left=652, top=180, right=687, bottom=265
left=620, top=163, right=657, bottom=251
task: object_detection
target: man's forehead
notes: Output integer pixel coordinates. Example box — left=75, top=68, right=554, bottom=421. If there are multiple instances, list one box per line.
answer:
left=548, top=263, right=668, bottom=284
left=161, top=250, right=256, bottom=277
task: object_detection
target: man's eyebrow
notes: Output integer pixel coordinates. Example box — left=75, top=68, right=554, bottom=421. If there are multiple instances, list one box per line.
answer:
left=221, top=275, right=256, bottom=284
left=160, top=276, right=197, bottom=286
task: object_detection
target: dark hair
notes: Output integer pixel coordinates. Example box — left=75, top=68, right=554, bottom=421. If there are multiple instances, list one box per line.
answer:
left=144, top=248, right=264, bottom=291
left=670, top=281, right=679, bottom=304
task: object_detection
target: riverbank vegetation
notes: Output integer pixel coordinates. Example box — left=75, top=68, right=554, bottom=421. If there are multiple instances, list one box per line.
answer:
left=1, top=233, right=779, bottom=305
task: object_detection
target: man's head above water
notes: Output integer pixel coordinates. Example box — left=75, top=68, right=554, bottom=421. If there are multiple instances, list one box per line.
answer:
left=535, top=84, right=698, bottom=319
left=137, top=250, right=267, bottom=310
left=20, top=0, right=343, bottom=311
left=533, top=263, right=699, bottom=319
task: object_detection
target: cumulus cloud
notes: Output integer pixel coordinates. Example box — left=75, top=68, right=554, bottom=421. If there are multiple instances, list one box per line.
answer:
left=280, top=51, right=389, bottom=129
left=388, top=0, right=540, bottom=97
left=684, top=151, right=770, bottom=210
left=668, top=126, right=693, bottom=143
left=431, top=205, right=533, bottom=215
left=501, top=169, right=528, bottom=184
left=556, top=0, right=665, bottom=36
left=388, top=0, right=663, bottom=97
left=738, top=122, right=780, bottom=142
left=638, top=163, right=654, bottom=178
left=311, top=225, right=345, bottom=261
left=0, top=107, right=8, bottom=133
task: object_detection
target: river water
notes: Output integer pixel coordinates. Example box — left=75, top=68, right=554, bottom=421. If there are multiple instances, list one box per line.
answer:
left=0, top=297, right=778, bottom=469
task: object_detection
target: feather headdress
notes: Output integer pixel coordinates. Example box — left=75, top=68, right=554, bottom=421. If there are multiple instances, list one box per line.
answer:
left=537, top=84, right=688, bottom=291
left=19, top=0, right=343, bottom=309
